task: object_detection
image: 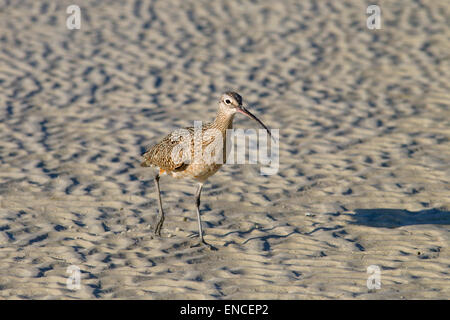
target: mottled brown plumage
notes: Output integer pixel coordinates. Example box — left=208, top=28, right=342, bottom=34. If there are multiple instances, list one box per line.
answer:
left=141, top=92, right=271, bottom=247
left=141, top=117, right=232, bottom=181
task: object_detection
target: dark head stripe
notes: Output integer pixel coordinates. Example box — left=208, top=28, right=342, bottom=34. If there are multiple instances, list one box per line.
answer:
left=225, top=91, right=242, bottom=105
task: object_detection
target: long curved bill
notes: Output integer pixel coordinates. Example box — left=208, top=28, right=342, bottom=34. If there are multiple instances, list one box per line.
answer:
left=236, top=105, right=272, bottom=139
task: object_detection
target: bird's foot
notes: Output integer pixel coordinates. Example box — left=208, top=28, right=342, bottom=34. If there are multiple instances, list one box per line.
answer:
left=154, top=218, right=164, bottom=236
left=190, top=238, right=217, bottom=251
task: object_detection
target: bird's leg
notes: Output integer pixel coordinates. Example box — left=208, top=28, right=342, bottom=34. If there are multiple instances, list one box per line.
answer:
left=195, top=182, right=204, bottom=242
left=193, top=183, right=217, bottom=250
left=154, top=173, right=165, bottom=236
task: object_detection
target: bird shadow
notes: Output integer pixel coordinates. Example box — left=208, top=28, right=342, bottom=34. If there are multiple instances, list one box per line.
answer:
left=348, top=208, right=450, bottom=228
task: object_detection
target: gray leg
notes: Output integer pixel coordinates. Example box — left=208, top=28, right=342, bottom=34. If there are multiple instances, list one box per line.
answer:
left=193, top=183, right=217, bottom=250
left=154, top=174, right=165, bottom=236
left=195, top=183, right=204, bottom=242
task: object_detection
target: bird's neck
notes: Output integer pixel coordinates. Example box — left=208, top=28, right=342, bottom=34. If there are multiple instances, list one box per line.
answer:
left=213, top=108, right=235, bottom=132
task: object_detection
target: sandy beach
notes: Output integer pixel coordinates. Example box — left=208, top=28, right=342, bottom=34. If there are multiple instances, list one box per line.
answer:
left=0, top=0, right=449, bottom=299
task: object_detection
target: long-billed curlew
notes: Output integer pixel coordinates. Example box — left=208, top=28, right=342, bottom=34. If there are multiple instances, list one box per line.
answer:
left=141, top=92, right=271, bottom=247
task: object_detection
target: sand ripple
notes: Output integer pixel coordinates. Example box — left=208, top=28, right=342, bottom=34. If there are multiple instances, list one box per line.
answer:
left=0, top=0, right=449, bottom=299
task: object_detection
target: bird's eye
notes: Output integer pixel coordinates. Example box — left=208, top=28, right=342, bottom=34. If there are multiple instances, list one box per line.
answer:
left=224, top=99, right=232, bottom=105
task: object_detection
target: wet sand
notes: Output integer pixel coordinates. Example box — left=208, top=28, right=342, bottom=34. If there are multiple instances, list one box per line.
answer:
left=0, top=0, right=449, bottom=299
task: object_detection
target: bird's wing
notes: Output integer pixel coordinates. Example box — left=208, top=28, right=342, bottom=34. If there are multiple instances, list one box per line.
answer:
left=141, top=127, right=195, bottom=171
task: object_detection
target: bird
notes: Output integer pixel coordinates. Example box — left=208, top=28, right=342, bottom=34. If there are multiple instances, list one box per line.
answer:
left=141, top=91, right=271, bottom=248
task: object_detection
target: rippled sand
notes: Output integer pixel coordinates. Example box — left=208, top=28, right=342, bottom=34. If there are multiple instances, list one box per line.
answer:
left=0, top=0, right=449, bottom=299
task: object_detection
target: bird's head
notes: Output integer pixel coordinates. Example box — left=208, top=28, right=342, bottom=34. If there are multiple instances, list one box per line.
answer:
left=219, top=92, right=243, bottom=112
left=219, top=91, right=272, bottom=138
